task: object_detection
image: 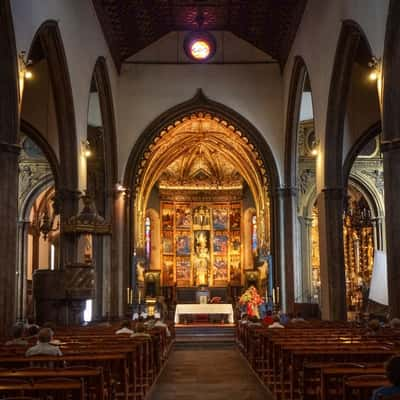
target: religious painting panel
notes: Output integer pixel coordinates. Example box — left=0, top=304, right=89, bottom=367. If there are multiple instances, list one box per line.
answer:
left=192, top=206, right=211, bottom=230
left=230, top=255, right=241, bottom=284
left=162, top=256, right=174, bottom=285
left=175, top=205, right=192, bottom=230
left=213, top=256, right=228, bottom=283
left=213, top=208, right=228, bottom=230
left=162, top=231, right=173, bottom=254
left=176, top=257, right=191, bottom=285
left=230, top=204, right=241, bottom=230
left=213, top=232, right=228, bottom=254
left=176, top=234, right=191, bottom=256
left=230, top=232, right=241, bottom=254
left=162, top=205, right=174, bottom=230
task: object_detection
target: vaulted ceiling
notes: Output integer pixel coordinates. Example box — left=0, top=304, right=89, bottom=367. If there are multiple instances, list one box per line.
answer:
left=92, top=0, right=308, bottom=71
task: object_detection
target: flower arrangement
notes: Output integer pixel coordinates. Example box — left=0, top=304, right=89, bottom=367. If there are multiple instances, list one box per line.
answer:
left=239, top=286, right=264, bottom=318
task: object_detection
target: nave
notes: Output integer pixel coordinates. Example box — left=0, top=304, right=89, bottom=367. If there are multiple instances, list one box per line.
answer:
left=148, top=344, right=272, bottom=400
left=1, top=316, right=400, bottom=399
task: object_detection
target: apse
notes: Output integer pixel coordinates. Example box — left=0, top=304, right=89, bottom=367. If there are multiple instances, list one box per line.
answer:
left=132, top=113, right=271, bottom=302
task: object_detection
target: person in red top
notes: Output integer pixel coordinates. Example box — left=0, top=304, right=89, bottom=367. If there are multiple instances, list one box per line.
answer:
left=263, top=310, right=274, bottom=326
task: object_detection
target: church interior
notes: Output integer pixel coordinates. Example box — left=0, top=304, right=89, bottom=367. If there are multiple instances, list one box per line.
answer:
left=1, top=1, right=400, bottom=399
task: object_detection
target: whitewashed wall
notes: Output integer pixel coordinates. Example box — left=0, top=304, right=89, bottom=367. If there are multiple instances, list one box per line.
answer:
left=118, top=31, right=284, bottom=181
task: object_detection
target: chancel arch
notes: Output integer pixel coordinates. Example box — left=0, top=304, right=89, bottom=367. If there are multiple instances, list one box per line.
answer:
left=124, top=91, right=280, bottom=310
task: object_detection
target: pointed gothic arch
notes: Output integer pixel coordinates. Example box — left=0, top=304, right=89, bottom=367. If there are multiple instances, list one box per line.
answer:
left=28, top=20, right=78, bottom=194
left=122, top=90, right=282, bottom=310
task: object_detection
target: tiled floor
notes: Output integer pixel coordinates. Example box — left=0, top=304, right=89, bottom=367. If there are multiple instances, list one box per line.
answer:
left=148, top=344, right=273, bottom=400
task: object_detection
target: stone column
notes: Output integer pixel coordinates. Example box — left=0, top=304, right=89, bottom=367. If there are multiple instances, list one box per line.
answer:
left=56, top=188, right=80, bottom=268
left=382, top=147, right=400, bottom=317
left=298, top=216, right=313, bottom=302
left=317, top=187, right=347, bottom=320
left=111, top=189, right=128, bottom=318
left=381, top=0, right=400, bottom=318
left=16, top=219, right=31, bottom=320
left=273, top=187, right=296, bottom=313
left=371, top=216, right=384, bottom=251
left=0, top=143, right=20, bottom=335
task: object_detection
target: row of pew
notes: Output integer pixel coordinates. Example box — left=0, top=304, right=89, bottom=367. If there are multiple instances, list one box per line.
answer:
left=236, top=321, right=400, bottom=400
left=0, top=322, right=174, bottom=399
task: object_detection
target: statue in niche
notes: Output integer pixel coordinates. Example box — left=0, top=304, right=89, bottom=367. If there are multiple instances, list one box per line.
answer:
left=194, top=231, right=210, bottom=286
left=136, top=261, right=145, bottom=283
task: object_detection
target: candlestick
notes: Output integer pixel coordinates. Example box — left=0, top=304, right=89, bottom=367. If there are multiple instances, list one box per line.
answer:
left=272, top=288, right=276, bottom=304
left=277, top=286, right=280, bottom=304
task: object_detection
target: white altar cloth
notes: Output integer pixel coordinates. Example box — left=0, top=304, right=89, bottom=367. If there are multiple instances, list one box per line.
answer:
left=174, top=304, right=234, bottom=323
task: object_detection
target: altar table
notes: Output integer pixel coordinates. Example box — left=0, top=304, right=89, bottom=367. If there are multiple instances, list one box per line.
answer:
left=174, top=304, right=234, bottom=324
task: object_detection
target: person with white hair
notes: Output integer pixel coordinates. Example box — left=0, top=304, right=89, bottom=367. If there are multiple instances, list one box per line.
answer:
left=389, top=317, right=400, bottom=329
left=25, top=328, right=62, bottom=357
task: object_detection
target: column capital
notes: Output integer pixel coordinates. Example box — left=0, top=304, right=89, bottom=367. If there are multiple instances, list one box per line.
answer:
left=381, top=138, right=400, bottom=153
left=0, top=141, right=20, bottom=154
left=274, top=186, right=297, bottom=198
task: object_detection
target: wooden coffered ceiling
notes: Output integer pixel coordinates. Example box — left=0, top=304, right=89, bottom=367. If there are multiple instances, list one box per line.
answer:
left=92, top=0, right=308, bottom=71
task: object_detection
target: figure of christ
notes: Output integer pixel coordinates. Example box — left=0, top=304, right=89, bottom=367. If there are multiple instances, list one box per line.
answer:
left=194, top=231, right=210, bottom=286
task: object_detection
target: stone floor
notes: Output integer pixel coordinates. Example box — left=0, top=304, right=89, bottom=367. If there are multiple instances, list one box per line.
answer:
left=147, top=344, right=273, bottom=400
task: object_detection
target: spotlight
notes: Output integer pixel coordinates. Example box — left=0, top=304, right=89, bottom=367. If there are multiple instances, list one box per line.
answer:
left=311, top=148, right=318, bottom=156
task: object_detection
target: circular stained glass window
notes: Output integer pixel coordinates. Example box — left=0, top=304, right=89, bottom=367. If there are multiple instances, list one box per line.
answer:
left=184, top=32, right=216, bottom=62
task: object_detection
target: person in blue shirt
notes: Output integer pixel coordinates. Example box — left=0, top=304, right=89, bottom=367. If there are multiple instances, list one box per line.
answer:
left=371, top=355, right=400, bottom=400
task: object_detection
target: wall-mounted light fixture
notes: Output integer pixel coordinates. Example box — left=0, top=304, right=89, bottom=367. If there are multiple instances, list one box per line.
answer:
left=115, top=182, right=127, bottom=193
left=311, top=137, right=320, bottom=156
left=19, top=51, right=33, bottom=80
left=368, top=56, right=381, bottom=82
left=82, top=140, right=92, bottom=158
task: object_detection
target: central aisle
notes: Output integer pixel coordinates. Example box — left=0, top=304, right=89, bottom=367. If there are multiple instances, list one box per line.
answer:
left=148, top=344, right=273, bottom=400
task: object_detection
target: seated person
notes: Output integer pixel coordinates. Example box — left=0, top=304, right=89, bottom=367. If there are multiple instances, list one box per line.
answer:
left=144, top=316, right=156, bottom=329
left=26, top=324, right=40, bottom=340
left=371, top=355, right=400, bottom=400
left=25, top=328, right=62, bottom=357
left=247, top=316, right=263, bottom=327
left=389, top=318, right=400, bottom=329
left=262, top=310, right=274, bottom=326
left=268, top=315, right=285, bottom=329
left=366, top=319, right=382, bottom=336
left=115, top=320, right=134, bottom=335
left=154, top=318, right=171, bottom=337
left=131, top=323, right=151, bottom=338
left=5, top=323, right=28, bottom=346
left=291, top=312, right=305, bottom=323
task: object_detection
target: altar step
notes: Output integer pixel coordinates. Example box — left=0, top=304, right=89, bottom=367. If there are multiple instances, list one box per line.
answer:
left=174, top=323, right=236, bottom=344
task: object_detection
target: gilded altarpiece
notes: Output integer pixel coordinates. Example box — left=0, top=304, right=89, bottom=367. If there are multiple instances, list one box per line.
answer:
left=161, top=201, right=243, bottom=287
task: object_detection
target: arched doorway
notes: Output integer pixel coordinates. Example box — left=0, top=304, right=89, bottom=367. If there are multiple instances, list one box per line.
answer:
left=124, top=91, right=280, bottom=311
left=17, top=122, right=60, bottom=321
